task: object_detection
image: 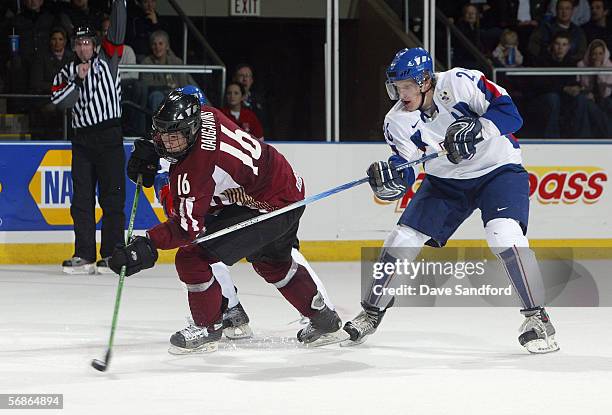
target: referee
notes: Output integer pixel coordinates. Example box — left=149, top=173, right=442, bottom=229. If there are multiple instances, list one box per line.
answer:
left=51, top=0, right=127, bottom=274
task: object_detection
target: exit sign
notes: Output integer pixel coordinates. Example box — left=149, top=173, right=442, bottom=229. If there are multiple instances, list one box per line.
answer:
left=230, top=0, right=260, bottom=16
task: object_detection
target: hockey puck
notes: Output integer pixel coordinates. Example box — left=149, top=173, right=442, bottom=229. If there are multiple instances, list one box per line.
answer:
left=91, top=359, right=107, bottom=372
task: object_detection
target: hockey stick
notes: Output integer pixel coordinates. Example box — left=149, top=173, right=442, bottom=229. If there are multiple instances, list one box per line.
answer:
left=91, top=175, right=142, bottom=372
left=192, top=149, right=447, bottom=245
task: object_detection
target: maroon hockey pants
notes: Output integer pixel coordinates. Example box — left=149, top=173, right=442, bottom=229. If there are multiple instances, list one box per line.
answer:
left=175, top=244, right=318, bottom=327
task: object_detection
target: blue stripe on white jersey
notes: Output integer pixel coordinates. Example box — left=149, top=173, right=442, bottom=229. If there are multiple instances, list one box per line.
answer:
left=476, top=76, right=523, bottom=135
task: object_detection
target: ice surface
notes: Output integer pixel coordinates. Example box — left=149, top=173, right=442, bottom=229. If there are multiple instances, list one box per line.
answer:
left=1, top=262, right=612, bottom=414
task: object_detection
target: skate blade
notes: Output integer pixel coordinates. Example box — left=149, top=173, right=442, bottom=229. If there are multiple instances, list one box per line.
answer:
left=168, top=342, right=219, bottom=355
left=339, top=335, right=370, bottom=347
left=302, top=329, right=350, bottom=347
left=95, top=266, right=115, bottom=275
left=63, top=265, right=95, bottom=275
left=223, top=324, right=253, bottom=340
left=524, top=336, right=560, bottom=354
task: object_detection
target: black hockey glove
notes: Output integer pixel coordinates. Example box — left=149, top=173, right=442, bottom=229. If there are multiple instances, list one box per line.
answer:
left=109, top=236, right=158, bottom=276
left=367, top=159, right=409, bottom=201
left=127, top=138, right=159, bottom=188
left=444, top=116, right=483, bottom=164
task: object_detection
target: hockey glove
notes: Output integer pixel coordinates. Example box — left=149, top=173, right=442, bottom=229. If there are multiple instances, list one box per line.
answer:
left=127, top=138, right=160, bottom=188
left=367, top=159, right=409, bottom=201
left=444, top=116, right=483, bottom=164
left=109, top=236, right=158, bottom=276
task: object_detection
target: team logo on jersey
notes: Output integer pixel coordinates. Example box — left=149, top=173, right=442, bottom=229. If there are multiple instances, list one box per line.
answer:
left=439, top=90, right=451, bottom=102
left=28, top=150, right=102, bottom=225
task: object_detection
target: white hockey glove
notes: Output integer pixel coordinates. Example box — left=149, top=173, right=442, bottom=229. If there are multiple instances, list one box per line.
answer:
left=444, top=116, right=483, bottom=164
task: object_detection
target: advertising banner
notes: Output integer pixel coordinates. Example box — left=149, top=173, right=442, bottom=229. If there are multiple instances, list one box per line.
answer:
left=0, top=142, right=609, bottom=247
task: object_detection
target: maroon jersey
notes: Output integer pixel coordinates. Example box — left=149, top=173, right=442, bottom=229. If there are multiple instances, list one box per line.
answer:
left=148, top=106, right=305, bottom=250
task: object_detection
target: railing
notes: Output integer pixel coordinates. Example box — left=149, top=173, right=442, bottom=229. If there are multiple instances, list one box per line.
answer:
left=0, top=93, right=69, bottom=140
left=436, top=8, right=493, bottom=77
left=0, top=65, right=225, bottom=140
left=119, top=63, right=226, bottom=109
left=165, top=0, right=224, bottom=67
left=492, top=67, right=612, bottom=83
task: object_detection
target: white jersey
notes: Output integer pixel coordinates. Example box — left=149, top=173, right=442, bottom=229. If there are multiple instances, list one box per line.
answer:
left=383, top=67, right=523, bottom=180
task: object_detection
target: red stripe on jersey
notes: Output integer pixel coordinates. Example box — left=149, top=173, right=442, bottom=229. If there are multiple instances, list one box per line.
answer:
left=480, top=75, right=502, bottom=99
left=101, top=37, right=124, bottom=58
left=51, top=82, right=67, bottom=92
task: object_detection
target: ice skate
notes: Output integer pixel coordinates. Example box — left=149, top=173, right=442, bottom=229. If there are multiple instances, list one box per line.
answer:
left=297, top=293, right=345, bottom=346
left=222, top=302, right=253, bottom=340
left=341, top=301, right=389, bottom=347
left=168, top=321, right=223, bottom=355
left=519, top=307, right=559, bottom=354
left=62, top=257, right=95, bottom=275
left=95, top=257, right=114, bottom=274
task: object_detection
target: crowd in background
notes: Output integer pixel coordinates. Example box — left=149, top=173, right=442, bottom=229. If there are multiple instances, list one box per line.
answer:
left=0, top=0, right=611, bottom=140
left=0, top=0, right=268, bottom=139
left=443, top=0, right=612, bottom=138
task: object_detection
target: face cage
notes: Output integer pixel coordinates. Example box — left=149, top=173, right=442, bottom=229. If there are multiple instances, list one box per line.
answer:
left=151, top=128, right=194, bottom=163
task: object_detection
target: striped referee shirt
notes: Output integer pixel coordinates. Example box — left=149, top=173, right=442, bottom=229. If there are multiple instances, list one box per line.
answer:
left=51, top=0, right=126, bottom=130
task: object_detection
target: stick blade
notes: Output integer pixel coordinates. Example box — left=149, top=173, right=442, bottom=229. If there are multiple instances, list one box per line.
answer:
left=91, top=358, right=108, bottom=372
left=91, top=350, right=111, bottom=372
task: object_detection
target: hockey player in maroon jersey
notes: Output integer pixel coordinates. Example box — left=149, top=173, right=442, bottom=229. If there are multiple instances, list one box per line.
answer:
left=109, top=90, right=342, bottom=353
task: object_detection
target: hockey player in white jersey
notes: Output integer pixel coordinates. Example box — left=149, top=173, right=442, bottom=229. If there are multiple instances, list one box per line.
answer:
left=342, top=47, right=559, bottom=354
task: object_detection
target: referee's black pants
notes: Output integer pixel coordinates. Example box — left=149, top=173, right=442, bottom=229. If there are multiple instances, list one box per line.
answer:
left=70, top=125, right=125, bottom=262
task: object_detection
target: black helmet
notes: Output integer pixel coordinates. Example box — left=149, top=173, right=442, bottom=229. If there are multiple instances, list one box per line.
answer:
left=72, top=25, right=97, bottom=43
left=151, top=90, right=201, bottom=163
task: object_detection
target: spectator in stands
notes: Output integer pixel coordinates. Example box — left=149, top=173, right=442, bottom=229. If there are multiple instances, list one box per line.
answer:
left=99, top=15, right=146, bottom=136
left=494, top=0, right=547, bottom=60
left=453, top=4, right=485, bottom=69
left=492, top=29, right=524, bottom=66
left=9, top=0, right=58, bottom=61
left=4, top=0, right=59, bottom=111
left=581, top=0, right=611, bottom=49
left=221, top=82, right=264, bottom=140
left=547, top=0, right=591, bottom=26
left=30, top=27, right=74, bottom=94
left=125, top=0, right=167, bottom=60
left=528, top=0, right=588, bottom=62
left=59, top=0, right=104, bottom=34
left=140, top=30, right=197, bottom=112
left=29, top=26, right=74, bottom=139
left=233, top=63, right=269, bottom=136
left=502, top=0, right=548, bottom=27
left=577, top=39, right=612, bottom=136
left=531, top=32, right=589, bottom=137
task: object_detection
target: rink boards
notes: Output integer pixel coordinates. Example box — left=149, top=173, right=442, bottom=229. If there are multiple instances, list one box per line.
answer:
left=0, top=141, right=610, bottom=263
